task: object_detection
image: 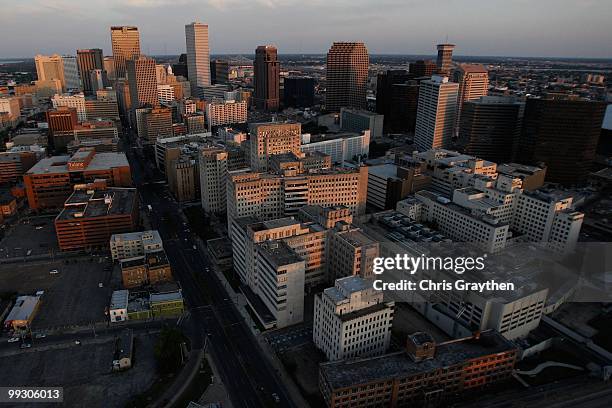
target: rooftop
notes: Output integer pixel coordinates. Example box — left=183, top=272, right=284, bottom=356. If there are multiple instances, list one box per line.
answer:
left=257, top=240, right=304, bottom=267
left=5, top=295, right=40, bottom=322
left=150, top=290, right=183, bottom=304
left=110, top=290, right=129, bottom=310
left=320, top=331, right=516, bottom=390
left=56, top=188, right=137, bottom=221
left=27, top=151, right=129, bottom=174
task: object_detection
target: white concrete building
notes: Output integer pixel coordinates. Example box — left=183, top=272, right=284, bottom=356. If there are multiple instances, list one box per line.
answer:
left=199, top=147, right=228, bottom=213
left=185, top=22, right=211, bottom=94
left=313, top=276, right=394, bottom=361
left=61, top=55, right=81, bottom=90
left=300, top=130, right=370, bottom=165
left=109, top=290, right=129, bottom=323
left=205, top=100, right=247, bottom=131
left=157, top=84, right=175, bottom=105
left=512, top=190, right=584, bottom=254
left=340, top=108, right=384, bottom=140
left=256, top=241, right=305, bottom=328
left=52, top=93, right=87, bottom=121
left=414, top=76, right=458, bottom=151
left=110, top=230, right=163, bottom=261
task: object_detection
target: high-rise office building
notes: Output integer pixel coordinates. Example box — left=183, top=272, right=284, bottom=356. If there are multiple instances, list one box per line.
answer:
left=519, top=95, right=606, bottom=184
left=253, top=45, right=280, bottom=111
left=103, top=57, right=115, bottom=81
left=144, top=107, right=173, bottom=144
left=126, top=56, right=158, bottom=110
left=61, top=56, right=80, bottom=90
left=436, top=43, right=455, bottom=76
left=35, top=54, right=79, bottom=91
left=414, top=76, right=458, bottom=151
left=313, top=276, right=394, bottom=361
left=249, top=122, right=301, bottom=171
left=375, top=70, right=412, bottom=117
left=459, top=96, right=524, bottom=163
left=110, top=26, right=141, bottom=79
left=185, top=22, right=211, bottom=94
left=325, top=42, right=369, bottom=112
left=453, top=64, right=489, bottom=133
left=283, top=76, right=315, bottom=108
left=77, top=49, right=104, bottom=95
left=409, top=60, right=437, bottom=77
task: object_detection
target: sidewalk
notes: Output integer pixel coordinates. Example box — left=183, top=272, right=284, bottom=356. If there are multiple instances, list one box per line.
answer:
left=196, top=353, right=233, bottom=408
left=193, top=235, right=310, bottom=408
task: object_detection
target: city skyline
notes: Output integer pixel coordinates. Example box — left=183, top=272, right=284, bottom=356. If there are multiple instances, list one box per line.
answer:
left=1, top=0, right=612, bottom=58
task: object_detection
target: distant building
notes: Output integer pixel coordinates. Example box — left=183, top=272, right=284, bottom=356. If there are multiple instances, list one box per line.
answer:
left=249, top=122, right=302, bottom=171
left=55, top=186, right=138, bottom=251
left=110, top=26, right=140, bottom=79
left=326, top=42, right=368, bottom=112
left=205, top=100, right=247, bottom=131
left=453, top=64, right=489, bottom=133
left=77, top=49, right=104, bottom=95
left=283, top=76, right=315, bottom=108
left=436, top=43, right=455, bottom=76
left=319, top=330, right=517, bottom=408
left=414, top=76, right=458, bottom=151
left=150, top=289, right=184, bottom=317
left=127, top=56, right=158, bottom=110
left=458, top=96, right=524, bottom=163
left=518, top=95, right=606, bottom=184
left=253, top=45, right=280, bottom=111
left=185, top=22, right=211, bottom=94
left=340, top=107, right=383, bottom=139
left=313, top=276, right=394, bottom=361
left=409, top=59, right=437, bottom=77
left=120, top=248, right=173, bottom=288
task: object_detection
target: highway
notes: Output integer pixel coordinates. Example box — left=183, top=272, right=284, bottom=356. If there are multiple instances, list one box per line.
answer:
left=127, top=141, right=295, bottom=408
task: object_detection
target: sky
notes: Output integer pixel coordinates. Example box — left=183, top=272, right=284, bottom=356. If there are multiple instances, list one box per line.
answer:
left=1, top=0, right=611, bottom=58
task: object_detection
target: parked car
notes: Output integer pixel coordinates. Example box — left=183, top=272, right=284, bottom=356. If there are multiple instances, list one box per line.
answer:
left=49, top=269, right=59, bottom=275
left=20, top=343, right=31, bottom=349
left=7, top=337, right=19, bottom=343
left=74, top=340, right=81, bottom=345
left=272, top=393, right=280, bottom=403
left=34, top=333, right=46, bottom=339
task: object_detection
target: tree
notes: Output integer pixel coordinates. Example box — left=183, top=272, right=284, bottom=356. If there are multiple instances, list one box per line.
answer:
left=154, top=327, right=186, bottom=374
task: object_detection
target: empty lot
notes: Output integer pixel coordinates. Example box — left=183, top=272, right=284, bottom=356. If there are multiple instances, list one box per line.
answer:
left=0, top=257, right=121, bottom=330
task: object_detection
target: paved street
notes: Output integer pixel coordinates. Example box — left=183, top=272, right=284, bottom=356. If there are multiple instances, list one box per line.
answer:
left=127, top=140, right=297, bottom=408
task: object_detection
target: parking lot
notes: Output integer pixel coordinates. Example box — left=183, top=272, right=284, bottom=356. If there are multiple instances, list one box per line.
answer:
left=0, top=333, right=159, bottom=408
left=0, top=257, right=121, bottom=330
left=0, top=216, right=59, bottom=258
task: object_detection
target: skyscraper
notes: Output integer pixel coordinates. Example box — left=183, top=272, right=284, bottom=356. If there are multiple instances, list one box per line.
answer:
left=436, top=43, right=455, bottom=76
left=185, top=22, right=211, bottom=95
left=459, top=96, right=524, bottom=163
left=325, top=42, right=369, bottom=112
left=453, top=64, right=489, bottom=133
left=110, top=26, right=140, bottom=79
left=77, top=49, right=104, bottom=95
left=253, top=45, right=280, bottom=111
left=376, top=70, right=414, bottom=132
left=414, top=76, right=458, bottom=151
left=409, top=60, right=437, bottom=78
left=518, top=95, right=606, bottom=184
left=35, top=54, right=79, bottom=91
left=126, top=56, right=157, bottom=110
left=284, top=76, right=315, bottom=108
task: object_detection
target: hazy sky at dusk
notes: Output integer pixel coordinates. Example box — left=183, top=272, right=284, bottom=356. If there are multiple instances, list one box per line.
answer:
left=1, top=0, right=611, bottom=58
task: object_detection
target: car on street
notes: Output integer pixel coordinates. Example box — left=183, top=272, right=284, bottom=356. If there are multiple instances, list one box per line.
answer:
left=74, top=340, right=81, bottom=345
left=20, top=343, right=32, bottom=349
left=7, top=337, right=19, bottom=343
left=272, top=393, right=280, bottom=403
left=35, top=333, right=46, bottom=339
left=49, top=269, right=59, bottom=275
